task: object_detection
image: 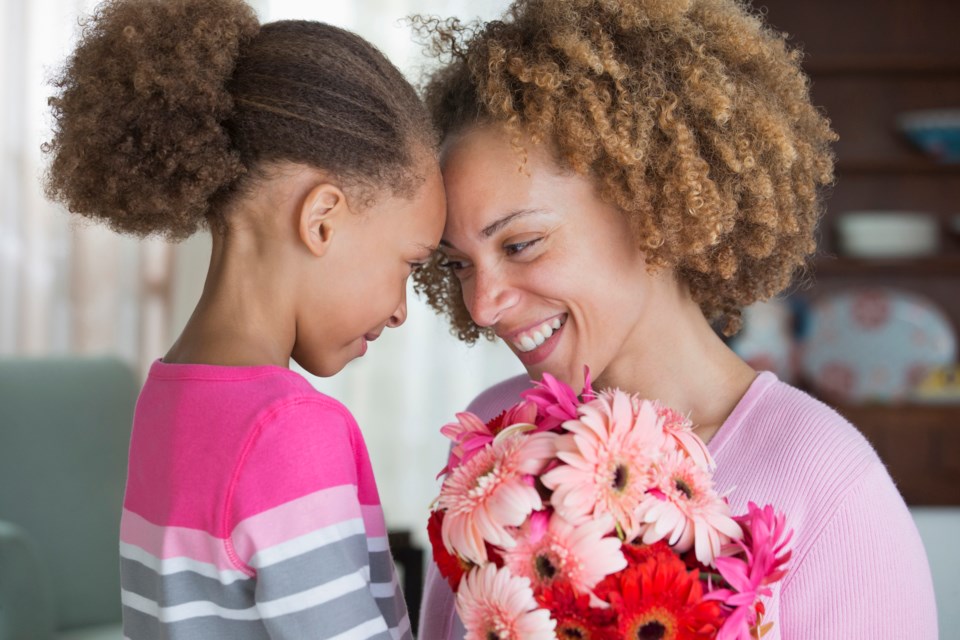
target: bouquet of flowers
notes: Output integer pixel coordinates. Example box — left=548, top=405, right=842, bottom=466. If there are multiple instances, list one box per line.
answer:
left=427, top=371, right=791, bottom=640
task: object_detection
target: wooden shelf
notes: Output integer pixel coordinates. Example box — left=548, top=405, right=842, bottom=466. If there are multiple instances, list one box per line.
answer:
left=804, top=56, right=960, bottom=76
left=813, top=255, right=960, bottom=277
left=835, top=159, right=960, bottom=175
left=831, top=403, right=960, bottom=505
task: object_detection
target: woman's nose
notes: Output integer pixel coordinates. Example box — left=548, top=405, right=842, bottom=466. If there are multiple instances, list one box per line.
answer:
left=465, top=266, right=518, bottom=328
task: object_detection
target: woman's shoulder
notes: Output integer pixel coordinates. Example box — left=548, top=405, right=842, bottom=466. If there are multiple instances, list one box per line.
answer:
left=715, top=374, right=900, bottom=537
left=466, top=374, right=534, bottom=421
left=729, top=374, right=879, bottom=467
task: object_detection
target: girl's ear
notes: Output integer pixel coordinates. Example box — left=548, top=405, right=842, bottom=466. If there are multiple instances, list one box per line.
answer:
left=298, top=183, right=348, bottom=257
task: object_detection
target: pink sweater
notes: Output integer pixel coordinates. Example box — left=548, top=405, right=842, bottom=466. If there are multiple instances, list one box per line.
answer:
left=120, top=361, right=410, bottom=639
left=419, top=372, right=939, bottom=639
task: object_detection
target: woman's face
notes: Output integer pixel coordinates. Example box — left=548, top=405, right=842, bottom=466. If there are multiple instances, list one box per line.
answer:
left=439, top=126, right=680, bottom=388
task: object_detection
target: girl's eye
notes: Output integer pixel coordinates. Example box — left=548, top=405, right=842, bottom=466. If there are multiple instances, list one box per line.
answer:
left=439, top=257, right=469, bottom=272
left=504, top=238, right=541, bottom=256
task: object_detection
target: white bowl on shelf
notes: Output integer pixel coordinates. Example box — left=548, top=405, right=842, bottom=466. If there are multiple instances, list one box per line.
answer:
left=835, top=210, right=939, bottom=258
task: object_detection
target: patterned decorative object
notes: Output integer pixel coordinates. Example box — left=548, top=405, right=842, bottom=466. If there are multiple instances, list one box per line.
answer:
left=728, top=299, right=796, bottom=383
left=800, top=288, right=956, bottom=403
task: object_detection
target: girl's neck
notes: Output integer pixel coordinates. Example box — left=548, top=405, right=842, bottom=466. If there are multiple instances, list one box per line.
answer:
left=164, top=229, right=295, bottom=368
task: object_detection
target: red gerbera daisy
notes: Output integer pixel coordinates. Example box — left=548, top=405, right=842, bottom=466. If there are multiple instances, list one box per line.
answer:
left=428, top=509, right=472, bottom=590
left=604, top=544, right=724, bottom=640
left=536, top=581, right=617, bottom=640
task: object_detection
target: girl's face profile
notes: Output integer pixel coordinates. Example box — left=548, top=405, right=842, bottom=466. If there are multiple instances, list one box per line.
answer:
left=439, top=126, right=679, bottom=388
left=295, top=163, right=446, bottom=377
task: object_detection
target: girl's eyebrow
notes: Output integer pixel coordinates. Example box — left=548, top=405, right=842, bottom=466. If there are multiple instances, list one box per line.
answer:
left=439, top=208, right=549, bottom=250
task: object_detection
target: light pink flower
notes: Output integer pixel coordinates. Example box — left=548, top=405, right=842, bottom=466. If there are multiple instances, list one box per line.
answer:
left=439, top=431, right=556, bottom=564
left=504, top=510, right=626, bottom=594
left=656, top=402, right=715, bottom=471
left=438, top=401, right=540, bottom=477
left=457, top=564, right=557, bottom=640
left=541, top=391, right=664, bottom=537
left=635, top=449, right=742, bottom=566
left=707, top=502, right=793, bottom=640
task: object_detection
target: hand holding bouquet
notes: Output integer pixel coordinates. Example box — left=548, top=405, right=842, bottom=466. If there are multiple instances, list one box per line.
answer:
left=427, top=371, right=791, bottom=640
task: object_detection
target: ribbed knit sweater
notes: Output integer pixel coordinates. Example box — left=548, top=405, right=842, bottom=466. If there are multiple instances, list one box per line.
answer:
left=120, top=361, right=411, bottom=639
left=419, top=372, right=938, bottom=639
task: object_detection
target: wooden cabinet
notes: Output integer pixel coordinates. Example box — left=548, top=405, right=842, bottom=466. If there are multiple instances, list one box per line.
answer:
left=755, top=0, right=960, bottom=505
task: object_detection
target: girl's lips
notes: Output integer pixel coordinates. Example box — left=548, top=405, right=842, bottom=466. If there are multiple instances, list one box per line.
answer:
left=359, top=338, right=368, bottom=356
left=514, top=319, right=565, bottom=367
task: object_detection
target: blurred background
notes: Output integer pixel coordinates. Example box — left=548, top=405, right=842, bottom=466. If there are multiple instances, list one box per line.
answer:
left=1, top=0, right=958, bottom=638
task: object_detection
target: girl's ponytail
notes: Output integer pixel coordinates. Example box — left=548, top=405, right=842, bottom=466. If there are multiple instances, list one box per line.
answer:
left=44, top=0, right=260, bottom=239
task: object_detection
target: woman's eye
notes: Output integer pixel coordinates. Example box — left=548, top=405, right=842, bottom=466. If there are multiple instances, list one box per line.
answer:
left=504, top=238, right=541, bottom=256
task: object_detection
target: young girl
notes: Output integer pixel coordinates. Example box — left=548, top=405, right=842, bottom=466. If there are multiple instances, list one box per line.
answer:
left=43, top=0, right=444, bottom=638
left=412, top=0, right=938, bottom=637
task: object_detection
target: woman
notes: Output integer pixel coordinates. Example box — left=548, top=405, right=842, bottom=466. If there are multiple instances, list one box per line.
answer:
left=413, top=0, right=938, bottom=637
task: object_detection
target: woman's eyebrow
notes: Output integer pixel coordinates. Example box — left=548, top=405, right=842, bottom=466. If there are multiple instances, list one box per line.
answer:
left=439, top=208, right=548, bottom=250
left=480, top=208, right=548, bottom=238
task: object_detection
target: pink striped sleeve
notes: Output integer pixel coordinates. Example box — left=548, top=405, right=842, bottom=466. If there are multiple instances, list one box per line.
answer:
left=226, top=398, right=361, bottom=532
left=224, top=396, right=412, bottom=638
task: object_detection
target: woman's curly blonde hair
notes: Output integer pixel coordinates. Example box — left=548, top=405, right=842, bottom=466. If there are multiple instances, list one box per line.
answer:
left=412, top=0, right=836, bottom=341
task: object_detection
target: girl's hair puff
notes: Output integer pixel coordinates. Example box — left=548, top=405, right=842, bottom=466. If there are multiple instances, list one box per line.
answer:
left=44, top=0, right=437, bottom=240
left=411, top=0, right=836, bottom=340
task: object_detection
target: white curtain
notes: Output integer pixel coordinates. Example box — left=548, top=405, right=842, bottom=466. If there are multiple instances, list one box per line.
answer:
left=1, top=0, right=174, bottom=373
left=2, top=0, right=520, bottom=548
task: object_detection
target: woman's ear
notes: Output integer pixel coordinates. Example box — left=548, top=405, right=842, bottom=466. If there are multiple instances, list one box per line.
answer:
left=298, top=183, right=348, bottom=257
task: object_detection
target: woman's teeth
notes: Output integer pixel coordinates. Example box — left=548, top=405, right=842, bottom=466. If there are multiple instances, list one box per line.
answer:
left=513, top=317, right=564, bottom=352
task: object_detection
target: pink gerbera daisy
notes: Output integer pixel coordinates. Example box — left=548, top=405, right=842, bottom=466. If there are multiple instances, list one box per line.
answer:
left=504, top=511, right=627, bottom=595
left=522, top=368, right=596, bottom=431
left=439, top=401, right=539, bottom=477
left=707, top=502, right=793, bottom=640
left=542, top=391, right=664, bottom=538
left=457, top=564, right=557, bottom=640
left=635, top=450, right=742, bottom=566
left=656, top=402, right=715, bottom=471
left=440, top=431, right=556, bottom=565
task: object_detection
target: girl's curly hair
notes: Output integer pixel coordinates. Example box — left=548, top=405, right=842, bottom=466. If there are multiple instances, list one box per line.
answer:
left=412, top=0, right=836, bottom=340
left=44, top=0, right=437, bottom=240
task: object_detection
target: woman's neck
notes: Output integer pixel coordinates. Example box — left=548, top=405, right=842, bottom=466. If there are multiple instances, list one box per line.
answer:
left=595, top=296, right=757, bottom=444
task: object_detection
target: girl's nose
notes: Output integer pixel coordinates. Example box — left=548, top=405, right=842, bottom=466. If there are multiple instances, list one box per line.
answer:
left=387, top=290, right=407, bottom=328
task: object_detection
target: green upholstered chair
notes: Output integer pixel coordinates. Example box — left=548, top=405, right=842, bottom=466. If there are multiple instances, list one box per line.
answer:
left=0, top=357, right=136, bottom=640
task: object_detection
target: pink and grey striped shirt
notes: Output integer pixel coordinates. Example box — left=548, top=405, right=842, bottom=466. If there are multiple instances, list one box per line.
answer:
left=420, top=372, right=939, bottom=639
left=120, top=361, right=410, bottom=639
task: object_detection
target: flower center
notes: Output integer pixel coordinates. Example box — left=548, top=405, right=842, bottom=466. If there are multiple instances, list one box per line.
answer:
left=674, top=477, right=693, bottom=499
left=612, top=464, right=629, bottom=492
left=486, top=632, right=503, bottom=640
left=627, top=608, right=676, bottom=640
left=559, top=624, right=588, bottom=639
left=637, top=621, right=666, bottom=640
left=535, top=553, right=558, bottom=580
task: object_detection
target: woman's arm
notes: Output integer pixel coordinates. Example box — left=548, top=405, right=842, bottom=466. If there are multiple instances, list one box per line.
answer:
left=780, top=462, right=937, bottom=638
